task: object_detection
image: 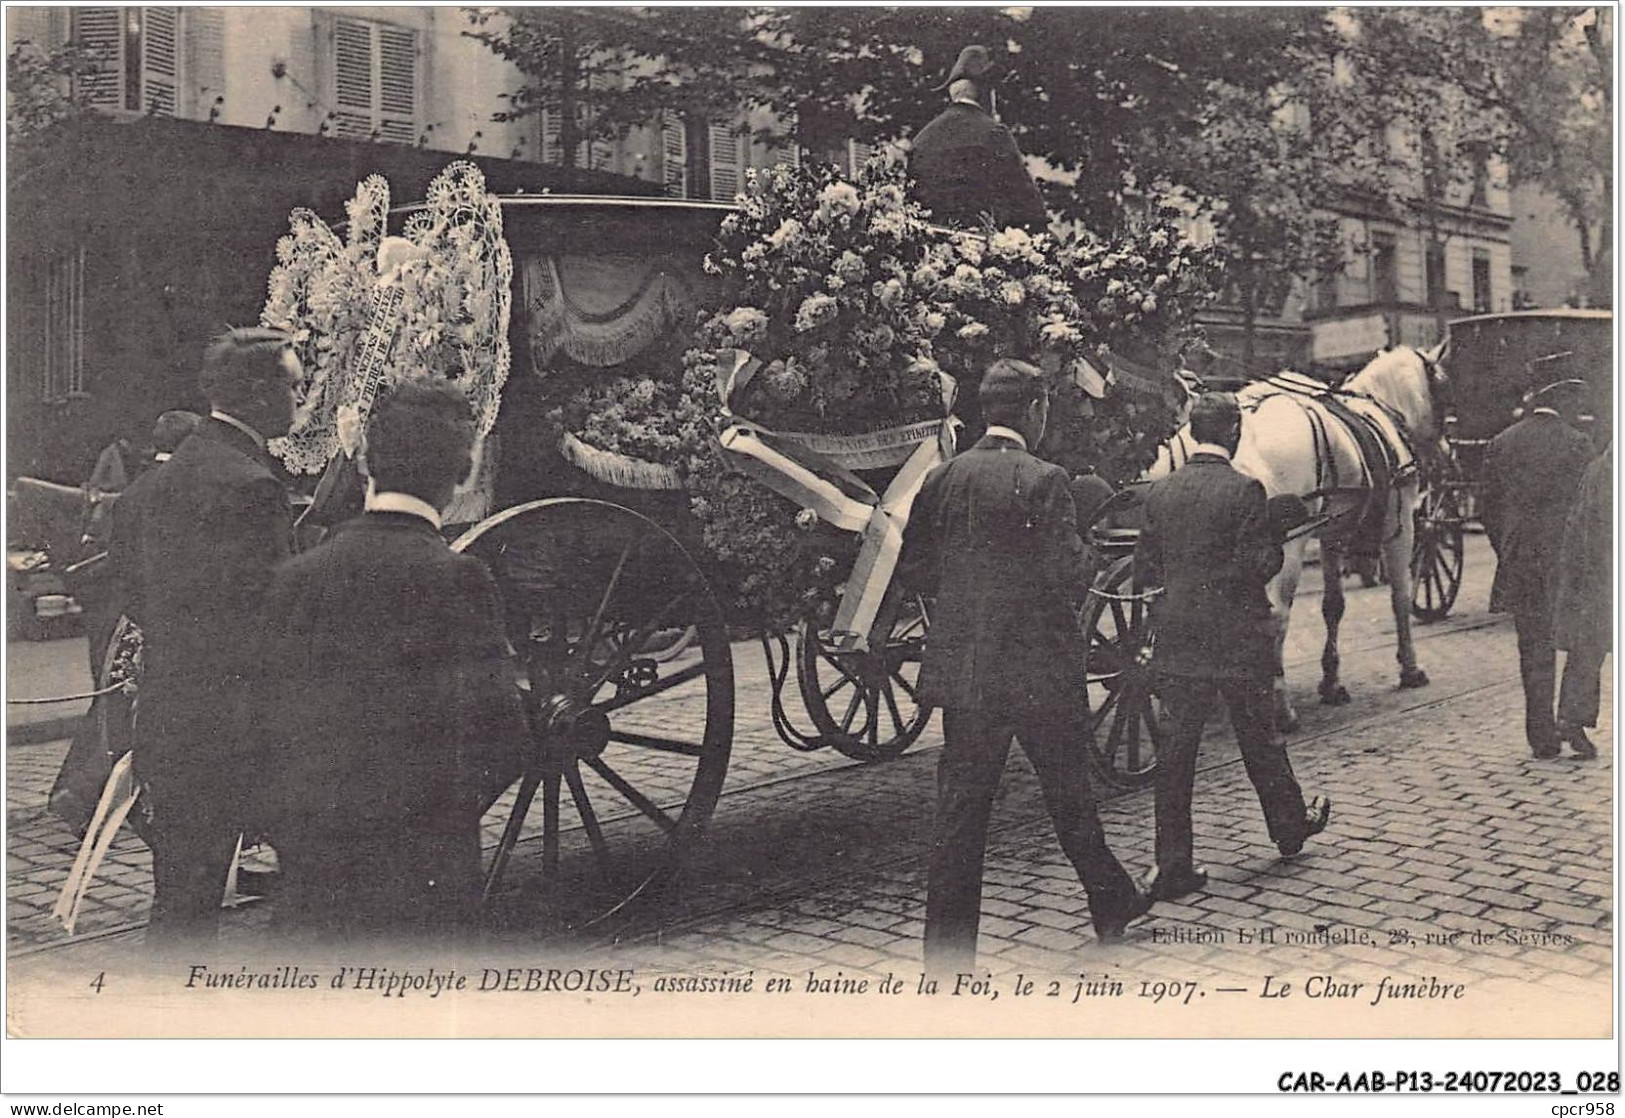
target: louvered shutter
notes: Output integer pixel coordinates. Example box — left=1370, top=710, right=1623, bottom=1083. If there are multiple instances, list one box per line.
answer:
left=185, top=6, right=224, bottom=115
left=376, top=24, right=416, bottom=144
left=708, top=122, right=742, bottom=202
left=774, top=141, right=801, bottom=169
left=140, top=7, right=180, bottom=116
left=331, top=17, right=374, bottom=138
left=846, top=139, right=874, bottom=178
left=540, top=108, right=562, bottom=165
left=71, top=8, right=124, bottom=109
left=661, top=114, right=688, bottom=197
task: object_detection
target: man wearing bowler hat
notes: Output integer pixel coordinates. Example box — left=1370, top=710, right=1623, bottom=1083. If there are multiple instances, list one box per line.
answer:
left=899, top=358, right=1154, bottom=974
left=909, top=44, right=1048, bottom=232
left=1480, top=374, right=1598, bottom=759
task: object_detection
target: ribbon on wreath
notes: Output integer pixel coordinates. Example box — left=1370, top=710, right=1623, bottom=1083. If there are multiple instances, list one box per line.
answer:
left=714, top=349, right=960, bottom=650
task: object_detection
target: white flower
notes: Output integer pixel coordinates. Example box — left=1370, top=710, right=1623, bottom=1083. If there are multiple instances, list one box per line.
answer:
left=795, top=293, right=839, bottom=333
left=1106, top=278, right=1125, bottom=296
left=816, top=181, right=862, bottom=221
left=1039, top=313, right=1080, bottom=344
left=1000, top=281, right=1026, bottom=307
left=923, top=311, right=947, bottom=335
left=1141, top=295, right=1159, bottom=314
left=956, top=321, right=990, bottom=340
left=725, top=306, right=770, bottom=340
left=955, top=235, right=985, bottom=266
left=795, top=508, right=821, bottom=530
left=767, top=218, right=805, bottom=251
left=988, top=227, right=1033, bottom=260
left=834, top=250, right=867, bottom=282
left=335, top=404, right=364, bottom=457
left=1148, top=228, right=1170, bottom=249
left=879, top=278, right=906, bottom=308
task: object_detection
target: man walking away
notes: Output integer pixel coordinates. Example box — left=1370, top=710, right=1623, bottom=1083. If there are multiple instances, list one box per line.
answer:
left=1554, top=441, right=1612, bottom=757
left=110, top=329, right=299, bottom=951
left=1135, top=392, right=1331, bottom=900
left=900, top=358, right=1153, bottom=975
left=1480, top=378, right=1597, bottom=759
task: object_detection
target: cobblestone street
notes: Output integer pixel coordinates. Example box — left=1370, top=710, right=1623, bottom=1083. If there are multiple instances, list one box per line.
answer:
left=7, top=535, right=1615, bottom=1036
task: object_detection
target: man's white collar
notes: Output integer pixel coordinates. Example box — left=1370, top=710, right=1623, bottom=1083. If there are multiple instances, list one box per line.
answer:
left=209, top=410, right=266, bottom=451
left=1531, top=407, right=1561, bottom=418
left=365, top=485, right=442, bottom=530
left=951, top=97, right=984, bottom=109
left=985, top=425, right=1028, bottom=450
left=1192, top=442, right=1233, bottom=462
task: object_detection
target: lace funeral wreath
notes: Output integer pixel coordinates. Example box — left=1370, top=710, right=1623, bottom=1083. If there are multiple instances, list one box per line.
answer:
left=261, top=161, right=514, bottom=478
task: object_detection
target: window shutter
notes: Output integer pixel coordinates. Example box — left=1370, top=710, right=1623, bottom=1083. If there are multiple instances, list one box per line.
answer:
left=71, top=8, right=124, bottom=109
left=540, top=108, right=562, bottom=164
left=185, top=6, right=224, bottom=116
left=375, top=23, right=417, bottom=144
left=331, top=17, right=374, bottom=138
left=140, top=6, right=180, bottom=117
left=774, top=141, right=801, bottom=169
left=846, top=139, right=874, bottom=178
left=709, top=121, right=742, bottom=202
left=661, top=114, right=688, bottom=197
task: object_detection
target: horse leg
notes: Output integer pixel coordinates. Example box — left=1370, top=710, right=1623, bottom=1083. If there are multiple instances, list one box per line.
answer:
left=1385, top=485, right=1429, bottom=689
left=1269, top=539, right=1307, bottom=734
left=1318, top=538, right=1352, bottom=705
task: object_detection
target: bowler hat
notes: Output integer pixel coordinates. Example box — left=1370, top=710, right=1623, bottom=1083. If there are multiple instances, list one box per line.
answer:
left=933, top=44, right=1005, bottom=91
left=1524, top=375, right=1590, bottom=409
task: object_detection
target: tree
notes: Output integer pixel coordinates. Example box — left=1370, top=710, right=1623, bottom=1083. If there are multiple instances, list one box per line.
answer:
left=6, top=37, right=103, bottom=174
left=1350, top=7, right=1612, bottom=301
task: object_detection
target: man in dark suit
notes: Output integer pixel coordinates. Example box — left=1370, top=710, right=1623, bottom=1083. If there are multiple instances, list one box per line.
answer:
left=109, top=328, right=300, bottom=949
left=1554, top=441, right=1611, bottom=756
left=1481, top=378, right=1597, bottom=759
left=900, top=358, right=1153, bottom=974
left=251, top=381, right=527, bottom=943
left=1135, top=393, right=1330, bottom=900
left=908, top=44, right=1047, bottom=232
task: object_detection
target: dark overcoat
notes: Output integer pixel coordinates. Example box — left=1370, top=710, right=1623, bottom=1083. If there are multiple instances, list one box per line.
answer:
left=1480, top=412, right=1593, bottom=615
left=1136, top=453, right=1284, bottom=680
left=249, top=511, right=527, bottom=934
left=110, top=418, right=291, bottom=802
left=908, top=102, right=1047, bottom=232
left=1554, top=444, right=1612, bottom=655
left=899, top=432, right=1097, bottom=714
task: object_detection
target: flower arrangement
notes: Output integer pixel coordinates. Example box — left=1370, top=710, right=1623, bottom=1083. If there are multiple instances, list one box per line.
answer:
left=261, top=162, right=513, bottom=481
left=547, top=149, right=1219, bottom=625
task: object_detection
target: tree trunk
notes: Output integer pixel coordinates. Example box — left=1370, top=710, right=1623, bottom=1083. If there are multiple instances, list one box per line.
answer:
left=559, top=18, right=580, bottom=185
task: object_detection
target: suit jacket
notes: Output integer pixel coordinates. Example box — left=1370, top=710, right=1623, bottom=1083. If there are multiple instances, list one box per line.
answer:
left=1480, top=412, right=1593, bottom=615
left=1136, top=453, right=1283, bottom=680
left=1554, top=444, right=1611, bottom=654
left=109, top=418, right=291, bottom=797
left=909, top=102, right=1047, bottom=231
left=899, top=433, right=1096, bottom=714
left=249, top=511, right=527, bottom=881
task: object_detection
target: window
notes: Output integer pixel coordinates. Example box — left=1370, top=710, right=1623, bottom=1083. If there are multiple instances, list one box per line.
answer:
left=846, top=139, right=875, bottom=179
left=708, top=122, right=743, bottom=201
left=21, top=249, right=88, bottom=403
left=1425, top=241, right=1447, bottom=308
left=1471, top=250, right=1492, bottom=313
left=1370, top=232, right=1397, bottom=305
left=71, top=7, right=182, bottom=116
left=329, top=16, right=418, bottom=144
left=1315, top=265, right=1341, bottom=311
left=661, top=114, right=689, bottom=197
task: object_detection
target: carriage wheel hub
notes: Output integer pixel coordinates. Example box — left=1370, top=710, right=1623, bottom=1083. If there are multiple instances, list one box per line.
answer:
left=537, top=694, right=611, bottom=761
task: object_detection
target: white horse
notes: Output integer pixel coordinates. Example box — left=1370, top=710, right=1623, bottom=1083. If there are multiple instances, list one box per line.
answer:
left=1145, top=342, right=1450, bottom=729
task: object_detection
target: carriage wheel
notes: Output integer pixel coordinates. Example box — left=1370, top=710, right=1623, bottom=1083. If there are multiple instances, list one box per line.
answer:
left=1410, top=454, right=1467, bottom=622
left=452, top=498, right=734, bottom=930
left=1078, top=554, right=1162, bottom=791
left=795, top=592, right=932, bottom=763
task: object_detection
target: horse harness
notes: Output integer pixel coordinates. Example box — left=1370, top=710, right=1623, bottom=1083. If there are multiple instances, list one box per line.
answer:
left=1246, top=373, right=1421, bottom=549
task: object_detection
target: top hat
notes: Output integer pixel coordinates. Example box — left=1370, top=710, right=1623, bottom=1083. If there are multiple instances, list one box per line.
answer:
left=933, top=44, right=1005, bottom=91
left=1525, top=376, right=1591, bottom=408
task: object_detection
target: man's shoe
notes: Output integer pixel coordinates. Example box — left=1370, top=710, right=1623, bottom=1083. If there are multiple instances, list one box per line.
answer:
left=1141, top=863, right=1208, bottom=902
left=1531, top=740, right=1562, bottom=760
left=1096, top=881, right=1156, bottom=943
left=1278, top=795, right=1332, bottom=858
left=1561, top=725, right=1598, bottom=760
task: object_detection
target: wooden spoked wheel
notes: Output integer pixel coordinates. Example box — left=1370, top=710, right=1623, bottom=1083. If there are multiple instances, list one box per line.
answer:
left=794, top=592, right=932, bottom=763
left=1078, top=553, right=1162, bottom=791
left=453, top=498, right=734, bottom=930
left=1410, top=452, right=1467, bottom=622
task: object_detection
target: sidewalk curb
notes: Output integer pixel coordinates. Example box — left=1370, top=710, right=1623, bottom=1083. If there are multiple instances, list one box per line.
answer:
left=7, top=715, right=82, bottom=746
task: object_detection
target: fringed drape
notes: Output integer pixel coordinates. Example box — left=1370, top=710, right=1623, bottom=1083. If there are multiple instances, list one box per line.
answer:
left=524, top=256, right=692, bottom=370
left=559, top=431, right=685, bottom=491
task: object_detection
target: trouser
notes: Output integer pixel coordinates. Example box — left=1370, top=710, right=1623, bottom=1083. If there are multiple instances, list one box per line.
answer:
left=1154, top=674, right=1308, bottom=873
left=1514, top=602, right=1560, bottom=748
left=141, top=785, right=242, bottom=952
left=925, top=706, right=1136, bottom=976
left=1558, top=644, right=1609, bottom=732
